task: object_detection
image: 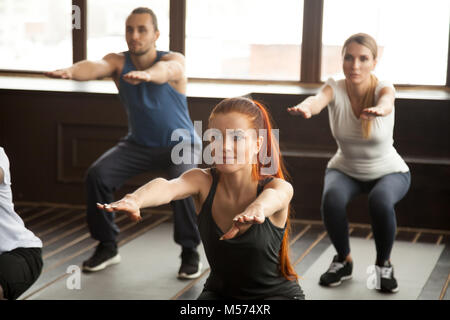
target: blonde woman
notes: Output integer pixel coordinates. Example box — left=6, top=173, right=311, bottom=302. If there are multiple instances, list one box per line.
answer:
left=287, top=33, right=410, bottom=293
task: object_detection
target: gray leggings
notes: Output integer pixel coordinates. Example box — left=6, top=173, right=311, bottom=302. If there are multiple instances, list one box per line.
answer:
left=321, top=169, right=411, bottom=264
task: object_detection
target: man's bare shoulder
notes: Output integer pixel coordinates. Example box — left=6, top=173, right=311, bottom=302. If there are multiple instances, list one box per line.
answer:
left=102, top=52, right=125, bottom=64
left=160, top=51, right=185, bottom=65
left=101, top=53, right=125, bottom=77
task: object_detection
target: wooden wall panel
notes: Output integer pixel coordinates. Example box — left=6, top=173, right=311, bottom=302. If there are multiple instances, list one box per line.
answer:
left=57, top=122, right=127, bottom=182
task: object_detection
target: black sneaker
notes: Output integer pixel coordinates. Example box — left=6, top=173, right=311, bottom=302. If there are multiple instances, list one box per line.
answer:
left=319, top=254, right=353, bottom=287
left=82, top=242, right=121, bottom=272
left=375, top=260, right=399, bottom=293
left=178, top=248, right=202, bottom=280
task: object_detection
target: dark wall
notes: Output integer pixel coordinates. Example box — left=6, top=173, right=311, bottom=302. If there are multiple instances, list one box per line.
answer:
left=0, top=87, right=449, bottom=230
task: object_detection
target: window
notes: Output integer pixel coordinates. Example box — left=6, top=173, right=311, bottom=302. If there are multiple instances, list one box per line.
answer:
left=321, top=0, right=450, bottom=85
left=0, top=0, right=72, bottom=71
left=1, top=0, right=449, bottom=86
left=87, top=0, right=169, bottom=60
left=186, top=0, right=303, bottom=80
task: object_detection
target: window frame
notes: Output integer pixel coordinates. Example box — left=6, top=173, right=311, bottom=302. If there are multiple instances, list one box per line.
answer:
left=0, top=0, right=449, bottom=87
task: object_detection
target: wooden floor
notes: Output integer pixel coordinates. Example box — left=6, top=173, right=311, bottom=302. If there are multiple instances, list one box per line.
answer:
left=15, top=201, right=450, bottom=300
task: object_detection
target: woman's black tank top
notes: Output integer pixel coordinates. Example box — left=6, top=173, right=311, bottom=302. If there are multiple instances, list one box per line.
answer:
left=197, top=168, right=304, bottom=299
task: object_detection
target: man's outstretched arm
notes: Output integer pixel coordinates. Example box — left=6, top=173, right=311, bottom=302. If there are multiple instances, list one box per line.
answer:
left=44, top=53, right=120, bottom=81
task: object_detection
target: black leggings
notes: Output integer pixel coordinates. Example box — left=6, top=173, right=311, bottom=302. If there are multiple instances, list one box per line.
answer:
left=0, top=247, right=43, bottom=300
left=321, top=169, right=411, bottom=264
left=85, top=139, right=201, bottom=248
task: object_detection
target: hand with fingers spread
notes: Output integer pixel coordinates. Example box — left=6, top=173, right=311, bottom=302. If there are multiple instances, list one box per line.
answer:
left=361, top=106, right=384, bottom=120
left=287, top=100, right=312, bottom=119
left=220, top=204, right=266, bottom=240
left=123, top=70, right=151, bottom=85
left=97, top=193, right=142, bottom=222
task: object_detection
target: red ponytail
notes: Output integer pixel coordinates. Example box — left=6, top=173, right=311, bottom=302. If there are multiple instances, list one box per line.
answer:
left=252, top=101, right=298, bottom=281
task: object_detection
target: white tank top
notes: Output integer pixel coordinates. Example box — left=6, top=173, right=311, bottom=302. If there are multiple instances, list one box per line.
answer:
left=324, top=77, right=409, bottom=181
left=0, top=147, right=42, bottom=254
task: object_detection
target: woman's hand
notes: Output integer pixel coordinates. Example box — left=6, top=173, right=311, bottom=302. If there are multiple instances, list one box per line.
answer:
left=287, top=101, right=312, bottom=119
left=220, top=204, right=266, bottom=240
left=361, top=106, right=384, bottom=120
left=97, top=193, right=142, bottom=222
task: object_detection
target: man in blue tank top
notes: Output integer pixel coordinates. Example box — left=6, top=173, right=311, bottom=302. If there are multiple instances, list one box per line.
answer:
left=45, top=7, right=202, bottom=279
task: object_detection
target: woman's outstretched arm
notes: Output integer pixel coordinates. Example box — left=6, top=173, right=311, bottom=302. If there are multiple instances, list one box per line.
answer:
left=97, top=168, right=206, bottom=222
left=221, top=178, right=294, bottom=240
left=361, top=86, right=395, bottom=120
left=287, top=84, right=333, bottom=118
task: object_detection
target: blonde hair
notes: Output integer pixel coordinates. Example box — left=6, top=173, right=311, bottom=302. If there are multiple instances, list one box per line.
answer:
left=342, top=33, right=379, bottom=139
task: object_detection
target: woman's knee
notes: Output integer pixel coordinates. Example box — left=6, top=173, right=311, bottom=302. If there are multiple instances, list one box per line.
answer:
left=321, top=188, right=348, bottom=219
left=368, top=187, right=393, bottom=207
left=321, top=188, right=347, bottom=211
left=368, top=192, right=395, bottom=218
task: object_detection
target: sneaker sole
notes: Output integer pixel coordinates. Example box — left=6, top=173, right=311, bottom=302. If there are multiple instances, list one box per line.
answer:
left=320, top=275, right=353, bottom=287
left=178, top=262, right=203, bottom=280
left=82, top=253, right=121, bottom=272
left=378, top=286, right=399, bottom=293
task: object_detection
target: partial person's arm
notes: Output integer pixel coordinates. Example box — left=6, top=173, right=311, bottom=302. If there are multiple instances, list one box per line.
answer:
left=97, top=168, right=206, bottom=222
left=221, top=178, right=294, bottom=240
left=287, top=84, right=334, bottom=118
left=0, top=168, right=4, bottom=184
left=360, top=86, right=395, bottom=120
left=44, top=53, right=120, bottom=81
left=122, top=52, right=186, bottom=85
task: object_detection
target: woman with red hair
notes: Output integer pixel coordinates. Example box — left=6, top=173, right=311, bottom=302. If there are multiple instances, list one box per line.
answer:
left=99, top=97, right=304, bottom=300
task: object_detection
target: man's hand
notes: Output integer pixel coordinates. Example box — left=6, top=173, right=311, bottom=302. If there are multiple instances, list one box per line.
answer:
left=220, top=204, right=266, bottom=240
left=361, top=106, right=384, bottom=120
left=122, top=71, right=151, bottom=85
left=97, top=194, right=142, bottom=222
left=44, top=68, right=73, bottom=79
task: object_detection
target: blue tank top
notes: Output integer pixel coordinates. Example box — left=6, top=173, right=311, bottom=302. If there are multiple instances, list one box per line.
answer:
left=118, top=51, right=201, bottom=148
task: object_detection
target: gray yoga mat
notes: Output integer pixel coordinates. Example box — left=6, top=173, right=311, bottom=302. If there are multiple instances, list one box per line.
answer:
left=29, top=222, right=209, bottom=300
left=297, top=237, right=444, bottom=300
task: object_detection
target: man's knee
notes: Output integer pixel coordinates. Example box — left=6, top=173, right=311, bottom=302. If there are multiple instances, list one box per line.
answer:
left=85, top=162, right=107, bottom=185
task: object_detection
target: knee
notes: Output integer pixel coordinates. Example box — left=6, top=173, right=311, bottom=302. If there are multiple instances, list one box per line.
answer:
left=85, top=163, right=106, bottom=185
left=368, top=192, right=394, bottom=217
left=321, top=188, right=347, bottom=218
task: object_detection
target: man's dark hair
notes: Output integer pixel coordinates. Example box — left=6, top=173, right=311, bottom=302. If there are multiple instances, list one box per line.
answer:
left=130, top=7, right=158, bottom=31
